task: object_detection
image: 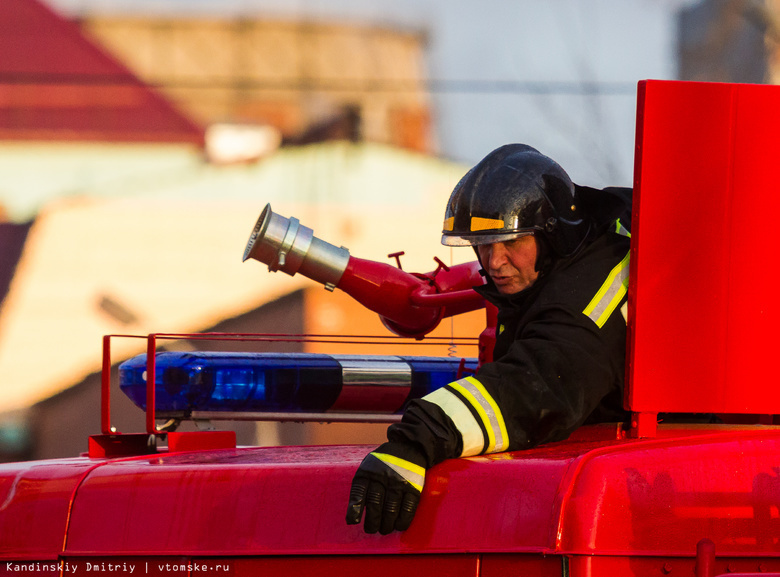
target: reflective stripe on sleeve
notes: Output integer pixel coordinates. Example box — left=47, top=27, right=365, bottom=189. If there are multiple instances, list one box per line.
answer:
left=423, top=387, right=486, bottom=457
left=449, top=377, right=508, bottom=453
left=371, top=452, right=425, bottom=492
left=424, top=376, right=509, bottom=457
left=583, top=250, right=630, bottom=328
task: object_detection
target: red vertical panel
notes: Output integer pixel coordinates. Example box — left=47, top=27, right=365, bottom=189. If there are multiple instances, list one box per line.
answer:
left=722, top=85, right=780, bottom=411
left=628, top=80, right=780, bottom=414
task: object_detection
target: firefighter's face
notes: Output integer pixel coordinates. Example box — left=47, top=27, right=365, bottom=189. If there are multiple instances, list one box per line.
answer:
left=477, top=235, right=539, bottom=295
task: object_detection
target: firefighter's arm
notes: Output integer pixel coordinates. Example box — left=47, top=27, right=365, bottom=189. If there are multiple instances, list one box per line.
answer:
left=392, top=304, right=619, bottom=460
left=346, top=306, right=619, bottom=532
left=430, top=305, right=619, bottom=454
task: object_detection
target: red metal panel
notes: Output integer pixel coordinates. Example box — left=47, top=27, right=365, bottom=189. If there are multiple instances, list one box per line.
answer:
left=556, top=428, right=780, bottom=556
left=167, top=431, right=237, bottom=453
left=88, top=433, right=157, bottom=458
left=0, top=563, right=60, bottom=576
left=629, top=80, right=780, bottom=414
left=230, top=555, right=479, bottom=577
left=8, top=426, right=780, bottom=561
left=566, top=552, right=780, bottom=576
left=480, top=554, right=562, bottom=577
left=52, top=557, right=191, bottom=576
left=0, top=458, right=97, bottom=560
left=63, top=444, right=586, bottom=555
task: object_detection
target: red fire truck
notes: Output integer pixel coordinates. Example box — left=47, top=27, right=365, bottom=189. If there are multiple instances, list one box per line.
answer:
left=1, top=80, right=779, bottom=577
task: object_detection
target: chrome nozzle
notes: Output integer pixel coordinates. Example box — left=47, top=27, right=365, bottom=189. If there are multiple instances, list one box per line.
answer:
left=243, top=204, right=350, bottom=291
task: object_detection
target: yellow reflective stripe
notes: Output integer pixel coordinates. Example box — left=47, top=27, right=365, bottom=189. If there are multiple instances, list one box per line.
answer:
left=615, top=218, right=631, bottom=238
left=423, top=387, right=485, bottom=457
left=470, top=216, right=504, bottom=231
left=449, top=376, right=508, bottom=453
left=583, top=250, right=630, bottom=328
left=443, top=216, right=455, bottom=231
left=371, top=452, right=425, bottom=492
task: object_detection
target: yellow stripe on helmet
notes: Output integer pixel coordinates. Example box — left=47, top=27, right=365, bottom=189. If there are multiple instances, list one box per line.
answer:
left=470, top=216, right=505, bottom=231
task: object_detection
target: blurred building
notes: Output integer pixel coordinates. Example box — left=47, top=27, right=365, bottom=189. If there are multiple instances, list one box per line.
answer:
left=677, top=0, right=780, bottom=89
left=80, top=16, right=433, bottom=153
left=0, top=139, right=478, bottom=461
left=678, top=0, right=773, bottom=84
left=48, top=0, right=682, bottom=187
left=0, top=0, right=204, bottom=144
left=15, top=0, right=774, bottom=461
left=0, top=0, right=478, bottom=461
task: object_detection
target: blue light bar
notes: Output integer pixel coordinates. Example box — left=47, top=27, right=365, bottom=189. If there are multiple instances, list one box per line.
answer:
left=119, top=352, right=477, bottom=415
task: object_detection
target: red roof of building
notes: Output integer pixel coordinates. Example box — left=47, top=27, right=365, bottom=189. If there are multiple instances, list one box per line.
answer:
left=0, top=0, right=204, bottom=144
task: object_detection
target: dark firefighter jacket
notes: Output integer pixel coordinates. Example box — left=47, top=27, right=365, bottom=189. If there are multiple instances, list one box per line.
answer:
left=388, top=187, right=632, bottom=468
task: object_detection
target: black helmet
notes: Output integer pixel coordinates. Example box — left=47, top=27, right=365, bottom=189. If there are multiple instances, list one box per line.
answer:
left=441, top=144, right=590, bottom=257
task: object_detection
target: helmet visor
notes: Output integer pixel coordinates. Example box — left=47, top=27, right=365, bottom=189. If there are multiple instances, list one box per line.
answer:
left=441, top=230, right=536, bottom=247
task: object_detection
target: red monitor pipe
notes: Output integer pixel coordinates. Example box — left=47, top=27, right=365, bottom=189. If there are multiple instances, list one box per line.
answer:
left=243, top=204, right=488, bottom=339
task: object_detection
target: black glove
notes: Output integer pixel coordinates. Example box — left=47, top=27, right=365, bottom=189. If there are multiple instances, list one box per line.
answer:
left=345, top=441, right=427, bottom=534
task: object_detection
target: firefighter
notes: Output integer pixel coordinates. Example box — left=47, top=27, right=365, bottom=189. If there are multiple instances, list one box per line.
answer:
left=346, top=143, right=632, bottom=534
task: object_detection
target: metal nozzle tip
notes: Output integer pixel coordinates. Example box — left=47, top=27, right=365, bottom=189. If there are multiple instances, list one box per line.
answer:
left=243, top=204, right=272, bottom=262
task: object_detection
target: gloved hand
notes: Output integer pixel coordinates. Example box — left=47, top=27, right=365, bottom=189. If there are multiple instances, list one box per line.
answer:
left=345, top=441, right=427, bottom=534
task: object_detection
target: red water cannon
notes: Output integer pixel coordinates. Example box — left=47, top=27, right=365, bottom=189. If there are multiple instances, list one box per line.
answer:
left=243, top=204, right=491, bottom=343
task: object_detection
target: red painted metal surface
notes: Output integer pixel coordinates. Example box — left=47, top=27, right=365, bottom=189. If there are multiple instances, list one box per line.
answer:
left=566, top=555, right=780, bottom=577
left=166, top=431, right=236, bottom=453
left=60, top=426, right=780, bottom=557
left=628, top=80, right=780, bottom=416
left=698, top=538, right=717, bottom=577
left=88, top=433, right=157, bottom=458
left=7, top=79, right=780, bottom=572
left=100, top=335, right=112, bottom=434
left=230, top=555, right=480, bottom=577
left=556, top=428, right=780, bottom=556
left=145, top=334, right=158, bottom=434
left=338, top=258, right=484, bottom=338
left=0, top=0, right=203, bottom=144
left=62, top=444, right=576, bottom=555
left=0, top=458, right=96, bottom=560
left=480, top=555, right=562, bottom=577
left=49, top=555, right=480, bottom=577
left=716, top=574, right=780, bottom=577
left=328, top=384, right=409, bottom=413
left=49, top=558, right=192, bottom=577
left=6, top=554, right=564, bottom=577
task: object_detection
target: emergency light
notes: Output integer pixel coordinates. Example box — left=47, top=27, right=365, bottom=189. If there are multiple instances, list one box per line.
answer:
left=119, top=352, right=477, bottom=416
